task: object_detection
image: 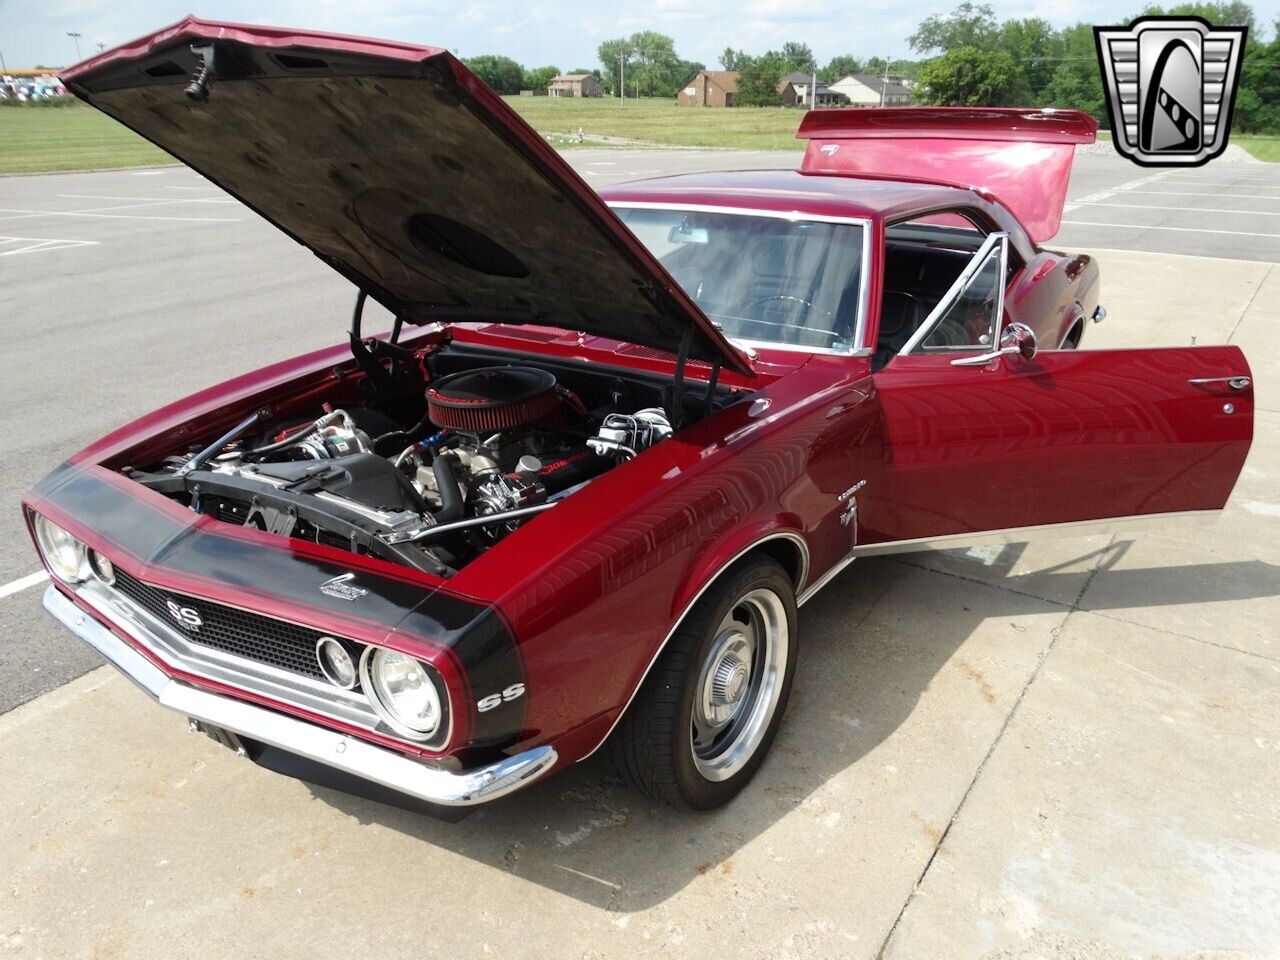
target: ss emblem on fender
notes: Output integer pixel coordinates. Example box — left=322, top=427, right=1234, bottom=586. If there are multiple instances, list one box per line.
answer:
left=165, top=599, right=203, bottom=630
left=477, top=683, right=525, bottom=713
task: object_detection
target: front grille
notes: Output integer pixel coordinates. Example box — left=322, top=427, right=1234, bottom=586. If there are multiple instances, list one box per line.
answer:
left=112, top=568, right=342, bottom=680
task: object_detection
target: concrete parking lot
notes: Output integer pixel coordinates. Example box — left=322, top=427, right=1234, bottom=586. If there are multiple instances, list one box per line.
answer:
left=1, top=150, right=1278, bottom=959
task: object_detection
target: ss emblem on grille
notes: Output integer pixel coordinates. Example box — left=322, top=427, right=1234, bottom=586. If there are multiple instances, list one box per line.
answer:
left=165, top=599, right=203, bottom=630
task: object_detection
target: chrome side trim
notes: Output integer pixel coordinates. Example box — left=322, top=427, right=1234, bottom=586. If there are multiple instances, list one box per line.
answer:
left=1092, top=305, right=1107, bottom=323
left=607, top=201, right=873, bottom=357
left=42, top=587, right=555, bottom=807
left=849, top=510, right=1220, bottom=556
left=796, top=509, right=1220, bottom=606
left=797, top=551, right=858, bottom=607
left=576, top=529, right=810, bottom=762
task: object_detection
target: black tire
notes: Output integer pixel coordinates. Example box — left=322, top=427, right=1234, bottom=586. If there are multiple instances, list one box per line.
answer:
left=608, top=556, right=798, bottom=809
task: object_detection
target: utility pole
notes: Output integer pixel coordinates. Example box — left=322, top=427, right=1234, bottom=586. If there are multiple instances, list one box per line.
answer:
left=618, top=52, right=624, bottom=104
left=0, top=48, right=7, bottom=73
left=96, top=41, right=105, bottom=54
left=811, top=59, right=818, bottom=110
left=67, top=32, right=83, bottom=61
left=881, top=56, right=890, bottom=107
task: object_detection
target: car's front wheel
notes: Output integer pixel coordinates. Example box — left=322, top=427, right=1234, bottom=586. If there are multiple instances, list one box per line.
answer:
left=609, top=557, right=797, bottom=809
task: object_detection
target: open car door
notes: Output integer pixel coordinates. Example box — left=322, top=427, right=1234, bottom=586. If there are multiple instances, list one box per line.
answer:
left=855, top=233, right=1253, bottom=551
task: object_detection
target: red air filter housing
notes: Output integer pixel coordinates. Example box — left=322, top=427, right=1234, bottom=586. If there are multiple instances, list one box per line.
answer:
left=426, top=366, right=559, bottom=433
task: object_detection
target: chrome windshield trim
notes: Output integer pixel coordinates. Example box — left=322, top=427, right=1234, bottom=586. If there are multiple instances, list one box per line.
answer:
left=43, top=586, right=554, bottom=807
left=607, top=201, right=873, bottom=357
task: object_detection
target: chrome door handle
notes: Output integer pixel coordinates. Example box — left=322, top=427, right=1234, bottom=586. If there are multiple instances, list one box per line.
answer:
left=1188, top=376, right=1251, bottom=391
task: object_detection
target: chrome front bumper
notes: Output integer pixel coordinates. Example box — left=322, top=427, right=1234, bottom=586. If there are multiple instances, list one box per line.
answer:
left=42, top=585, right=556, bottom=807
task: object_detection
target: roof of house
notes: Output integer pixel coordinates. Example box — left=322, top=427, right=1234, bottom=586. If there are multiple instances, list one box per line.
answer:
left=550, top=73, right=594, bottom=82
left=691, top=70, right=739, bottom=93
left=781, top=71, right=818, bottom=84
left=837, top=74, right=912, bottom=98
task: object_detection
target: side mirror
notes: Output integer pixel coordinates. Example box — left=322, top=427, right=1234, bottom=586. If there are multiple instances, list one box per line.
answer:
left=1001, top=322, right=1037, bottom=361
left=951, top=322, right=1038, bottom=367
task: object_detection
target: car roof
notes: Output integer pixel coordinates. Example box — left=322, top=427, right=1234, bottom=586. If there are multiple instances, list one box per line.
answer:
left=597, top=169, right=990, bottom=225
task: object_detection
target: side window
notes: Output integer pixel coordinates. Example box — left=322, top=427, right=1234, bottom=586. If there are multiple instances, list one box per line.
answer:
left=898, top=233, right=1008, bottom=357
left=877, top=211, right=989, bottom=366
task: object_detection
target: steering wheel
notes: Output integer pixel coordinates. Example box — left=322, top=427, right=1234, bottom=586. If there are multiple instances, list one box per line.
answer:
left=744, top=294, right=835, bottom=324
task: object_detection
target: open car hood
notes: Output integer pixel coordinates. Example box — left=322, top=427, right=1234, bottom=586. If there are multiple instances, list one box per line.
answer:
left=61, top=17, right=751, bottom=375
left=797, top=108, right=1097, bottom=243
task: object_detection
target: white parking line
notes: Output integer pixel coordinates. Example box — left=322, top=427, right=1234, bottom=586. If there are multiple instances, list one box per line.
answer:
left=0, top=236, right=100, bottom=257
left=1074, top=201, right=1280, bottom=217
left=1159, top=178, right=1280, bottom=193
left=1060, top=220, right=1280, bottom=239
left=1124, top=189, right=1280, bottom=201
left=0, top=207, right=241, bottom=223
left=57, top=194, right=236, bottom=205
left=0, top=571, right=47, bottom=600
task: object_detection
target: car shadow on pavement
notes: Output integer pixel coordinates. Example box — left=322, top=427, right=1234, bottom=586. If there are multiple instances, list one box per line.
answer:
left=305, top=545, right=1278, bottom=910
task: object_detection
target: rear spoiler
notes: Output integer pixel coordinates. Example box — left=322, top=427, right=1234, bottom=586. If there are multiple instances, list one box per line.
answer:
left=797, top=108, right=1098, bottom=243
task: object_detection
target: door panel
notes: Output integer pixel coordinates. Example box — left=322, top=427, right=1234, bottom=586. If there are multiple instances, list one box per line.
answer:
left=860, top=346, right=1253, bottom=546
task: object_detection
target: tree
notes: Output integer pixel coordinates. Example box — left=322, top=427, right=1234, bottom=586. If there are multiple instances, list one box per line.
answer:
left=522, top=65, right=560, bottom=91
left=999, top=18, right=1061, bottom=101
left=1040, top=22, right=1105, bottom=122
left=780, top=41, right=816, bottom=73
left=597, top=32, right=689, bottom=97
left=721, top=47, right=742, bottom=70
left=821, top=55, right=863, bottom=82
left=597, top=38, right=635, bottom=96
left=915, top=46, right=1030, bottom=105
left=735, top=51, right=789, bottom=106
left=462, top=55, right=524, bottom=94
left=909, top=2, right=999, bottom=53
left=1235, top=30, right=1280, bottom=131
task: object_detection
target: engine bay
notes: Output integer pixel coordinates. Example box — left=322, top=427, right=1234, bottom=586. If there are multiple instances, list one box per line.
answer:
left=129, top=345, right=730, bottom=577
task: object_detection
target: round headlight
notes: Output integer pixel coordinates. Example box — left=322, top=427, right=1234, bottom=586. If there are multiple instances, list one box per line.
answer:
left=362, top=648, right=442, bottom=739
left=33, top=515, right=88, bottom=583
left=89, top=550, right=116, bottom=586
left=316, top=637, right=357, bottom=689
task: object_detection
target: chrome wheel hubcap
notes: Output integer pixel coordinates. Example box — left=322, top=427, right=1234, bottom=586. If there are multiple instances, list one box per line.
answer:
left=691, top=588, right=788, bottom=782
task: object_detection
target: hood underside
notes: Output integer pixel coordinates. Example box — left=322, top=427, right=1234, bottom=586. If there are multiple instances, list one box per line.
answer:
left=62, top=17, right=751, bottom=374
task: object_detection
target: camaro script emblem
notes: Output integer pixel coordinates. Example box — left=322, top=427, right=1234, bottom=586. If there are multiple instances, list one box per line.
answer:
left=320, top=573, right=368, bottom=602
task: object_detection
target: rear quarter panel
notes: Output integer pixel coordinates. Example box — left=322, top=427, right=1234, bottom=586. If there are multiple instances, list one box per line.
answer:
left=1009, top=250, right=1100, bottom=348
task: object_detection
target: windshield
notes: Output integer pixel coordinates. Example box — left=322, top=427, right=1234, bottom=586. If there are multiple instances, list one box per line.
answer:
left=614, top=207, right=865, bottom=352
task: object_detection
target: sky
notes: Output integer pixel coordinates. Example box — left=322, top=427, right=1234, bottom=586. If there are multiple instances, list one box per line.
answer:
left=2, top=0, right=1277, bottom=72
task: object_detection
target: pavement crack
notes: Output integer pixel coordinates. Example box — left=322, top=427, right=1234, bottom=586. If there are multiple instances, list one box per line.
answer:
left=873, top=537, right=1115, bottom=960
left=890, top=555, right=1071, bottom=609
left=1082, top=607, right=1279, bottom=663
left=1226, top=262, right=1272, bottom=344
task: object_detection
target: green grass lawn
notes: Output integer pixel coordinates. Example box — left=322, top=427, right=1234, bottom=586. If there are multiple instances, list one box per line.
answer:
left=0, top=104, right=171, bottom=173
left=3, top=98, right=1277, bottom=174
left=503, top=96, right=806, bottom=150
left=1234, top=135, right=1280, bottom=163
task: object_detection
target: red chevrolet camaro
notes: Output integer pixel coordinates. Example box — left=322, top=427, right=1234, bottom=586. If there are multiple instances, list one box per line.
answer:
left=26, top=18, right=1254, bottom=816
